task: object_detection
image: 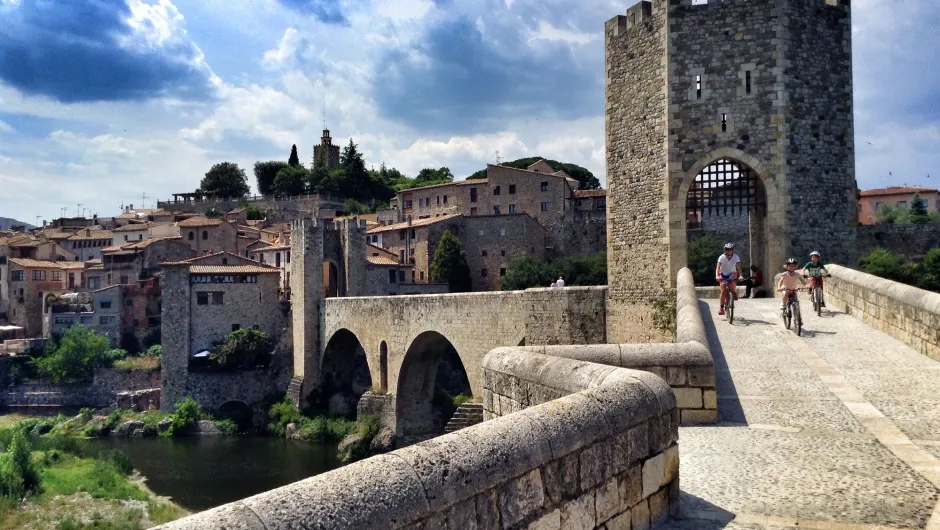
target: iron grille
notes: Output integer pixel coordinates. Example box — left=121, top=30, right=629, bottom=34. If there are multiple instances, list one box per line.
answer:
left=686, top=159, right=766, bottom=228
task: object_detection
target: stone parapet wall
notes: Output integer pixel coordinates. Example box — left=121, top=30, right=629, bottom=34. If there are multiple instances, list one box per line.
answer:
left=825, top=265, right=940, bottom=362
left=2, top=368, right=161, bottom=408
left=857, top=223, right=940, bottom=261
left=157, top=363, right=678, bottom=530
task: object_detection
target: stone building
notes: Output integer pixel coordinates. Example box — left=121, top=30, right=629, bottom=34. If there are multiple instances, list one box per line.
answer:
left=312, top=128, right=341, bottom=170
left=66, top=229, right=114, bottom=261
left=858, top=186, right=939, bottom=225
left=177, top=217, right=240, bottom=255
left=605, top=0, right=856, bottom=341
left=3, top=259, right=86, bottom=337
left=97, top=237, right=196, bottom=289
left=110, top=223, right=151, bottom=245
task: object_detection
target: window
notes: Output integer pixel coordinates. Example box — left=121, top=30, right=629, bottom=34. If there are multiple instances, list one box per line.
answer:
left=202, top=230, right=208, bottom=240
left=11, top=270, right=24, bottom=281
left=481, top=268, right=488, bottom=277
left=721, top=113, right=727, bottom=132
left=541, top=182, right=548, bottom=192
left=100, top=300, right=112, bottom=309
left=120, top=276, right=128, bottom=285
left=126, top=298, right=134, bottom=308
left=470, top=188, right=477, bottom=202
left=403, top=200, right=413, bottom=209
left=745, top=70, right=752, bottom=94
left=420, top=271, right=425, bottom=280
left=493, top=186, right=501, bottom=196
left=597, top=199, right=607, bottom=209
left=398, top=270, right=405, bottom=282
left=436, top=196, right=441, bottom=205
left=276, top=253, right=281, bottom=267
left=371, top=235, right=378, bottom=243
left=197, top=292, right=209, bottom=305
left=500, top=229, right=506, bottom=236
left=696, top=75, right=702, bottom=99
left=500, top=268, right=506, bottom=276
left=470, top=207, right=478, bottom=216
left=897, top=201, right=908, bottom=208
left=389, top=269, right=397, bottom=283
left=232, top=324, right=241, bottom=332
left=31, top=270, right=45, bottom=281
left=124, top=235, right=129, bottom=241
left=189, top=232, right=195, bottom=241
left=212, top=292, right=224, bottom=305
left=493, top=206, right=500, bottom=215
left=482, top=250, right=488, bottom=257
left=139, top=234, right=143, bottom=240
left=541, top=202, right=550, bottom=211
left=410, top=229, right=416, bottom=239
left=509, top=184, right=516, bottom=194
left=51, top=271, right=61, bottom=281
left=443, top=195, right=448, bottom=204
left=99, top=316, right=115, bottom=325
left=875, top=202, right=883, bottom=212
left=501, top=250, right=506, bottom=257
left=508, top=204, right=517, bottom=214
left=399, top=249, right=406, bottom=263
left=411, top=270, right=415, bottom=282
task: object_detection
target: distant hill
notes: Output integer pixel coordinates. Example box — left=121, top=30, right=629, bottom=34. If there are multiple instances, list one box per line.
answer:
left=0, top=217, right=34, bottom=230
left=466, top=157, right=601, bottom=190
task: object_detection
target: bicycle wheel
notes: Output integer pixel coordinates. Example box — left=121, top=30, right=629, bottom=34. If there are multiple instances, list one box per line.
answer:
left=727, top=297, right=734, bottom=324
left=794, top=303, right=802, bottom=336
left=814, top=287, right=821, bottom=316
left=784, top=304, right=792, bottom=329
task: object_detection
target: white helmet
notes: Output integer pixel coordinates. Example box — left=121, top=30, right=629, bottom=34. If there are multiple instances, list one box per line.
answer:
left=810, top=251, right=821, bottom=258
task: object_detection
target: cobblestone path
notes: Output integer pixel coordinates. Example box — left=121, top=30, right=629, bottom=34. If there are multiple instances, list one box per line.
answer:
left=671, top=299, right=940, bottom=530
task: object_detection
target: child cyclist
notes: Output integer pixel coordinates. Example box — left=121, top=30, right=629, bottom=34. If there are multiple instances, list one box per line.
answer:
left=715, top=243, right=743, bottom=316
left=801, top=251, right=830, bottom=308
left=778, top=258, right=807, bottom=310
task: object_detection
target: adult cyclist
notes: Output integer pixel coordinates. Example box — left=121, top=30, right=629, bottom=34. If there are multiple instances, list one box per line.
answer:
left=801, top=250, right=830, bottom=308
left=715, top=243, right=743, bottom=316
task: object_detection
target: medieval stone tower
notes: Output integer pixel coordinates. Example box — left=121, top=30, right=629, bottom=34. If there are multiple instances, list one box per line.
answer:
left=605, top=0, right=856, bottom=342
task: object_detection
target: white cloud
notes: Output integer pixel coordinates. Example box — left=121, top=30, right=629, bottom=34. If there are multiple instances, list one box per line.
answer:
left=0, top=119, right=13, bottom=133
left=263, top=27, right=304, bottom=67
left=527, top=20, right=594, bottom=45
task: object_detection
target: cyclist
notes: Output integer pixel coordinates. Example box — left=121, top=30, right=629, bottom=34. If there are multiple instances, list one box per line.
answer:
left=801, top=251, right=830, bottom=308
left=715, top=243, right=742, bottom=316
left=778, top=258, right=807, bottom=310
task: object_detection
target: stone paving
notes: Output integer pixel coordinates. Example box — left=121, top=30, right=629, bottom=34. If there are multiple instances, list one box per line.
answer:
left=672, top=299, right=940, bottom=530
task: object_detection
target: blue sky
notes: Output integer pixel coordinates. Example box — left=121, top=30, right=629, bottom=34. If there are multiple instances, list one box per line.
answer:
left=0, top=0, right=937, bottom=224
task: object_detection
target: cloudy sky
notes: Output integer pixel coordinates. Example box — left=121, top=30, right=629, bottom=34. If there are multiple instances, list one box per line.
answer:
left=0, top=0, right=937, bottom=224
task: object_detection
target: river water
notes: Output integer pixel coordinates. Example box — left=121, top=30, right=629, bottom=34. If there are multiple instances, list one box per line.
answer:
left=93, top=436, right=343, bottom=512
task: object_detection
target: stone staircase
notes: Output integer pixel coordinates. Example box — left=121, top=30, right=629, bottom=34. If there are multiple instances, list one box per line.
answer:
left=286, top=376, right=303, bottom=407
left=444, top=403, right=484, bottom=434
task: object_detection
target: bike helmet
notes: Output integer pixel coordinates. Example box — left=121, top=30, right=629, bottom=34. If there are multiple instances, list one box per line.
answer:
left=785, top=258, right=798, bottom=266
left=724, top=243, right=735, bottom=251
left=809, top=251, right=821, bottom=257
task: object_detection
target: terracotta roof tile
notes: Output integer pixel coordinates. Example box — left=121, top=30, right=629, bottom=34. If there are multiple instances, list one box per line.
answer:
left=367, top=256, right=401, bottom=266
left=8, top=258, right=77, bottom=269
left=189, top=265, right=279, bottom=274
left=367, top=214, right=461, bottom=234
left=178, top=217, right=223, bottom=227
left=860, top=186, right=938, bottom=197
left=67, top=230, right=112, bottom=240
left=112, top=223, right=150, bottom=232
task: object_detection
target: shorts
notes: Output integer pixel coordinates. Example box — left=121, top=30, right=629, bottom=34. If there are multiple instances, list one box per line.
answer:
left=720, top=273, right=736, bottom=283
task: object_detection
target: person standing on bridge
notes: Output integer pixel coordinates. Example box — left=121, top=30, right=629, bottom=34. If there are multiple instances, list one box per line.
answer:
left=555, top=276, right=565, bottom=287
left=716, top=243, right=743, bottom=316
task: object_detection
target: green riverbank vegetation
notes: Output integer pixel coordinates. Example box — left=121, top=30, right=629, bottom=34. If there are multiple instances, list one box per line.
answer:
left=0, top=419, right=187, bottom=529
left=266, top=397, right=379, bottom=462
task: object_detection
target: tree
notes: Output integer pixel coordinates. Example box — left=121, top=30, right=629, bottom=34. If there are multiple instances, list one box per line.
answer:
left=915, top=247, right=940, bottom=292
left=416, top=167, right=454, bottom=184
left=687, top=234, right=723, bottom=285
left=273, top=165, right=309, bottom=197
left=34, top=326, right=112, bottom=382
left=245, top=205, right=265, bottom=220
left=211, top=329, right=274, bottom=369
left=909, top=193, right=930, bottom=223
left=254, top=161, right=288, bottom=196
left=343, top=198, right=370, bottom=214
left=430, top=231, right=472, bottom=292
left=288, top=144, right=301, bottom=167
left=200, top=162, right=250, bottom=199
left=857, top=248, right=912, bottom=284
left=340, top=139, right=370, bottom=201
left=500, top=252, right=607, bottom=290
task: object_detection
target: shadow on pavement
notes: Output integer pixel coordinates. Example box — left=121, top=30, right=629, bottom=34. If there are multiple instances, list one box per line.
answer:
left=697, top=300, right=745, bottom=427
left=666, top=491, right=739, bottom=529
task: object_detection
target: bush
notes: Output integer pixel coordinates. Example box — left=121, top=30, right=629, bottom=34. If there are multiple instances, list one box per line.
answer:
left=452, top=394, right=472, bottom=407
left=915, top=248, right=940, bottom=292
left=146, top=344, right=163, bottom=357
left=297, top=415, right=355, bottom=443
left=161, top=397, right=204, bottom=437
left=650, top=289, right=677, bottom=335
left=500, top=252, right=607, bottom=290
left=857, top=248, right=913, bottom=284
left=210, top=329, right=273, bottom=370
left=0, top=430, right=39, bottom=499
left=35, top=327, right=113, bottom=383
left=214, top=419, right=238, bottom=435
left=267, top=397, right=302, bottom=437
left=245, top=205, right=265, bottom=220
left=343, top=198, right=370, bottom=215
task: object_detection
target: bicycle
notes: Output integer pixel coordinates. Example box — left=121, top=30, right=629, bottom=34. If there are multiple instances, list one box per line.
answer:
left=720, top=277, right=737, bottom=324
left=779, top=288, right=808, bottom=336
left=803, top=271, right=831, bottom=316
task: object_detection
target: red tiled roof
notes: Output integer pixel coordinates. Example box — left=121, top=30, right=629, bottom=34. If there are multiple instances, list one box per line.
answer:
left=860, top=186, right=938, bottom=197
left=574, top=189, right=607, bottom=198
left=8, top=258, right=81, bottom=269
left=367, top=214, right=460, bottom=234
left=178, top=217, right=223, bottom=228
left=367, top=256, right=401, bottom=266
left=189, top=265, right=279, bottom=274
left=67, top=230, right=112, bottom=240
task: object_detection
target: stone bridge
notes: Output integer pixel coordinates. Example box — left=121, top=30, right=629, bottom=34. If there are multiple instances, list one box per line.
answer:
left=304, top=286, right=609, bottom=438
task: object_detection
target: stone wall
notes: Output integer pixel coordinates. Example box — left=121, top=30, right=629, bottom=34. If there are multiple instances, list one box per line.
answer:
left=825, top=264, right=940, bottom=362
left=2, top=367, right=160, bottom=408
left=156, top=364, right=678, bottom=530
left=857, top=224, right=940, bottom=261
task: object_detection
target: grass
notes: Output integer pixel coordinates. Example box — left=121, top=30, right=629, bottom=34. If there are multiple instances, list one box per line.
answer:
left=0, top=413, right=36, bottom=429
left=39, top=454, right=147, bottom=502
left=111, top=356, right=160, bottom=372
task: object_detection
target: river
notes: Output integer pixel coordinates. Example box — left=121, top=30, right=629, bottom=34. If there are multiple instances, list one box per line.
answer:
left=93, top=436, right=343, bottom=512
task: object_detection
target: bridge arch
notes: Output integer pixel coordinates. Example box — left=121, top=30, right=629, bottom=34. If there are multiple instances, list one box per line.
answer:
left=217, top=400, right=253, bottom=433
left=318, top=328, right=372, bottom=418
left=395, top=331, right=471, bottom=438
